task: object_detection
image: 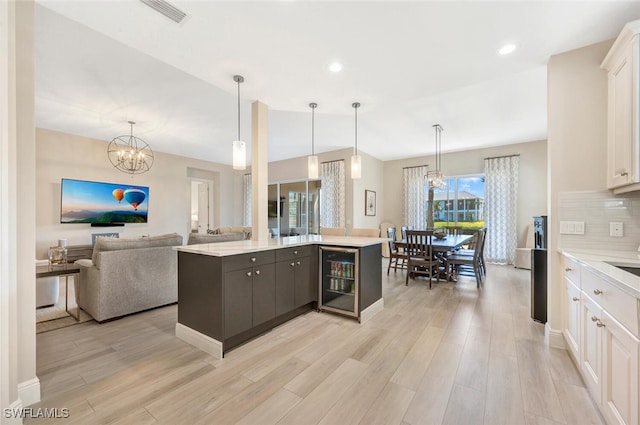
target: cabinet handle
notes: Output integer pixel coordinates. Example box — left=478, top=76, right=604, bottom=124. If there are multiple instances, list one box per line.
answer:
left=596, top=320, right=606, bottom=328
left=294, top=250, right=298, bottom=255
left=593, top=289, right=602, bottom=295
left=591, top=316, right=598, bottom=322
left=255, top=270, right=261, bottom=275
left=246, top=271, right=252, bottom=277
left=290, top=262, right=295, bottom=267
left=572, top=297, right=579, bottom=302
left=620, top=171, right=629, bottom=177
left=565, top=268, right=572, bottom=272
left=297, top=261, right=301, bottom=265
left=251, top=257, right=256, bottom=262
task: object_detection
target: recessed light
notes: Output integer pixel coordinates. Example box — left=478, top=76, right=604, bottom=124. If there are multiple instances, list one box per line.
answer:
left=499, top=44, right=517, bottom=55
left=329, top=62, right=343, bottom=73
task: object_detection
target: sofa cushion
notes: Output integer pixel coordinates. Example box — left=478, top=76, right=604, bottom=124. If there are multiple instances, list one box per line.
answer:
left=187, top=232, right=245, bottom=245
left=218, top=226, right=252, bottom=240
left=92, top=233, right=183, bottom=265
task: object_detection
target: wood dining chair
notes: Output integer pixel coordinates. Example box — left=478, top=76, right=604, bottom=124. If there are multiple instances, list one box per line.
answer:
left=446, top=228, right=486, bottom=287
left=401, top=225, right=414, bottom=240
left=387, top=227, right=407, bottom=275
left=320, top=227, right=346, bottom=236
left=404, top=230, right=440, bottom=288
left=456, top=228, right=487, bottom=279
left=351, top=228, right=379, bottom=237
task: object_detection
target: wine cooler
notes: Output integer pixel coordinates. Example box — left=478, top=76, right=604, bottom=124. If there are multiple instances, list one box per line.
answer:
left=319, top=246, right=359, bottom=318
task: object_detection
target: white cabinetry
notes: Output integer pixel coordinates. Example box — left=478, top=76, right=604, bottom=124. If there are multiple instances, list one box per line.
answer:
left=563, top=257, right=581, bottom=361
left=562, top=254, right=640, bottom=425
left=602, top=20, right=640, bottom=193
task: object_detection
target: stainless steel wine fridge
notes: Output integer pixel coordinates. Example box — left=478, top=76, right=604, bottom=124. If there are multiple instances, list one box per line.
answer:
left=319, top=246, right=359, bottom=318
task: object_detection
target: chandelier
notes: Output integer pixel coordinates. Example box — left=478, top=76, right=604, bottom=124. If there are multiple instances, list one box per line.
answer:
left=107, top=121, right=154, bottom=175
left=426, top=124, right=444, bottom=188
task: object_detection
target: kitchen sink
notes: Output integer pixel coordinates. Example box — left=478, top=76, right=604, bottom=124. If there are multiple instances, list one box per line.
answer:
left=605, top=262, right=640, bottom=277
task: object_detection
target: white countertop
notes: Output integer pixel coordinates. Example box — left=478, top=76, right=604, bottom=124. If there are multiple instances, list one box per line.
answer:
left=560, top=248, right=640, bottom=298
left=175, top=235, right=388, bottom=257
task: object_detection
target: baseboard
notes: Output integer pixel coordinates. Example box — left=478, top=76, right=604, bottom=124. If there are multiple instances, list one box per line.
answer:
left=545, top=323, right=566, bottom=349
left=360, top=298, right=384, bottom=323
left=18, top=377, right=40, bottom=407
left=175, top=323, right=222, bottom=359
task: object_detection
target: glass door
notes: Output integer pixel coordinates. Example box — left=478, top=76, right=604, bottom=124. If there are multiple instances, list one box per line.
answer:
left=320, top=246, right=358, bottom=318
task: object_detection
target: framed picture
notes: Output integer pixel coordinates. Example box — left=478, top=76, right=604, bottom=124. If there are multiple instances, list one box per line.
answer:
left=365, top=190, right=376, bottom=216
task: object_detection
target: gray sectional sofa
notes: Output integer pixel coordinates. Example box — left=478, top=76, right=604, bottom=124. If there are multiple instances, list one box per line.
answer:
left=75, top=233, right=183, bottom=322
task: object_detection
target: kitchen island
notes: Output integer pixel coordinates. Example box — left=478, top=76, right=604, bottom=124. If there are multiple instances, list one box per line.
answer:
left=175, top=235, right=386, bottom=358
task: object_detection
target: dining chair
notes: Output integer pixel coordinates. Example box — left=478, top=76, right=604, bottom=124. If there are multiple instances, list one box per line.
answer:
left=387, top=227, right=407, bottom=275
left=457, top=228, right=487, bottom=278
left=351, top=228, right=379, bottom=237
left=446, top=228, right=485, bottom=287
left=401, top=225, right=414, bottom=240
left=445, top=225, right=462, bottom=236
left=320, top=227, right=347, bottom=236
left=404, top=230, right=440, bottom=288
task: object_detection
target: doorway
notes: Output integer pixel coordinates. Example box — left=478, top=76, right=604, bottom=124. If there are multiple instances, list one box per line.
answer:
left=190, top=179, right=213, bottom=234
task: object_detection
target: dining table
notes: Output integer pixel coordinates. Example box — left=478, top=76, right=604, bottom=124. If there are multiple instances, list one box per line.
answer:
left=395, top=233, right=475, bottom=282
left=395, top=233, right=474, bottom=254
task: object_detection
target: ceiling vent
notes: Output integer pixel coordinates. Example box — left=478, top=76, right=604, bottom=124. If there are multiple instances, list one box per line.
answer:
left=139, top=0, right=188, bottom=24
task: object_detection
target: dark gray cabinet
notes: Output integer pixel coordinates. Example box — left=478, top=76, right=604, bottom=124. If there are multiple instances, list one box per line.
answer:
left=177, top=242, right=377, bottom=356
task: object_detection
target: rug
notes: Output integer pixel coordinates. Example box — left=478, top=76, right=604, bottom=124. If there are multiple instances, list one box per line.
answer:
left=36, top=276, right=93, bottom=333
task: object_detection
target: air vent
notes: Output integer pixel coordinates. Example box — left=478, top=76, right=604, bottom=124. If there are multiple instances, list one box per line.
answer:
left=139, top=0, right=188, bottom=24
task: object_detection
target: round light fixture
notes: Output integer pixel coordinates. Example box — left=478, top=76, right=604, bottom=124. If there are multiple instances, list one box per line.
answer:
left=499, top=44, right=517, bottom=55
left=329, top=62, right=343, bottom=73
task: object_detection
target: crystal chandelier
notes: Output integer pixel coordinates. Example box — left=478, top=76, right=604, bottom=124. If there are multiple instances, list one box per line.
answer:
left=107, top=121, right=154, bottom=175
left=426, top=124, right=445, bottom=188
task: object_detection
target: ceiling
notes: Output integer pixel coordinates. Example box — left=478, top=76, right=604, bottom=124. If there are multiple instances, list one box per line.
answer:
left=34, top=1, right=640, bottom=166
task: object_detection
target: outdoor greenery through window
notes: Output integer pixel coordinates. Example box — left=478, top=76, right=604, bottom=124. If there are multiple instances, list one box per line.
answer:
left=427, top=175, right=485, bottom=232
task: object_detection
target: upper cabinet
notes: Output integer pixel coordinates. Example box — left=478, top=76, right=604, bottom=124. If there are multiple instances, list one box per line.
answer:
left=602, top=20, right=640, bottom=193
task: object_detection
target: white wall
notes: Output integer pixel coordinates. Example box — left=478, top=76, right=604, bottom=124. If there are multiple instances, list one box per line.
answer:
left=268, top=148, right=384, bottom=235
left=35, top=128, right=242, bottom=258
left=547, top=39, right=612, bottom=343
left=382, top=140, right=548, bottom=246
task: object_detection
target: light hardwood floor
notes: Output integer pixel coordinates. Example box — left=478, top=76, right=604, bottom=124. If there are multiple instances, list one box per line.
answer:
left=29, top=262, right=606, bottom=425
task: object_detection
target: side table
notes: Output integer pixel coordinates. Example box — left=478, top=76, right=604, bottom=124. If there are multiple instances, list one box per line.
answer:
left=36, top=264, right=81, bottom=321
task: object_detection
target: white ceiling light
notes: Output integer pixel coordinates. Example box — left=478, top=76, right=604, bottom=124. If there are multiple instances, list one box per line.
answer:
left=232, top=75, right=246, bottom=171
left=499, top=44, right=517, bottom=55
left=329, top=62, right=342, bottom=73
left=351, top=102, right=361, bottom=180
left=308, top=102, right=319, bottom=179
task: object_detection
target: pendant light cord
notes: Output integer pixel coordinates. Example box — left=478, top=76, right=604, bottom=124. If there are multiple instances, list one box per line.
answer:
left=353, top=102, right=360, bottom=155
left=237, top=79, right=241, bottom=141
left=311, top=105, right=315, bottom=155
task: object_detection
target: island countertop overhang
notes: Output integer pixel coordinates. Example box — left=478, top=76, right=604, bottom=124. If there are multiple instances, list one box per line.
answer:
left=174, top=235, right=388, bottom=257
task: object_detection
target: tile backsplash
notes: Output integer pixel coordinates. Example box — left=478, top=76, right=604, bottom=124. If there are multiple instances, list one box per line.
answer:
left=558, top=190, right=640, bottom=252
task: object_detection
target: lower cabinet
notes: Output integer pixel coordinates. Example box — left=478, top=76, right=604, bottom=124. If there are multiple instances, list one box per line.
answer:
left=580, top=293, right=603, bottom=400
left=564, top=255, right=640, bottom=425
left=564, top=278, right=581, bottom=360
left=601, top=310, right=639, bottom=425
left=224, top=263, right=276, bottom=338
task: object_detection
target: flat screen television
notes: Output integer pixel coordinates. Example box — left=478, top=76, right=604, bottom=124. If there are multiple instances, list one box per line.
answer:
left=60, top=178, right=149, bottom=224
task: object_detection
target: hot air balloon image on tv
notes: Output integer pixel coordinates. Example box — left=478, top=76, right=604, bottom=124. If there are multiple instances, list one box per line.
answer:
left=123, top=188, right=146, bottom=211
left=60, top=178, right=149, bottom=224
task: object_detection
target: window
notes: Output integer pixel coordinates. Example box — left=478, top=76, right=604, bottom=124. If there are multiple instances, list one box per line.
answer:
left=428, top=175, right=485, bottom=231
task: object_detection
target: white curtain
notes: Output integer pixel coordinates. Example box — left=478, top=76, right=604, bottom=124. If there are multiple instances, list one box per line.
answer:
left=484, top=155, right=519, bottom=264
left=320, top=160, right=345, bottom=228
left=403, top=166, right=428, bottom=229
left=243, top=173, right=252, bottom=226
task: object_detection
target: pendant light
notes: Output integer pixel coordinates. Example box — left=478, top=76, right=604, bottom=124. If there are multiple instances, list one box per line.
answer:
left=308, top=103, right=319, bottom=179
left=426, top=124, right=445, bottom=188
left=351, top=102, right=362, bottom=179
left=107, top=121, right=154, bottom=175
left=232, top=75, right=246, bottom=170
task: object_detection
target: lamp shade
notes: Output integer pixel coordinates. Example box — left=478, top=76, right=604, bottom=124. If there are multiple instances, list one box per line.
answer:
left=232, top=140, right=246, bottom=170
left=308, top=155, right=319, bottom=179
left=351, top=155, right=362, bottom=179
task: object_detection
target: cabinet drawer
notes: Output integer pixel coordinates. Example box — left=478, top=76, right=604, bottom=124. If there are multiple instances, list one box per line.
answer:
left=563, top=256, right=581, bottom=287
left=223, top=250, right=275, bottom=272
left=275, top=245, right=313, bottom=262
left=582, top=267, right=639, bottom=337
